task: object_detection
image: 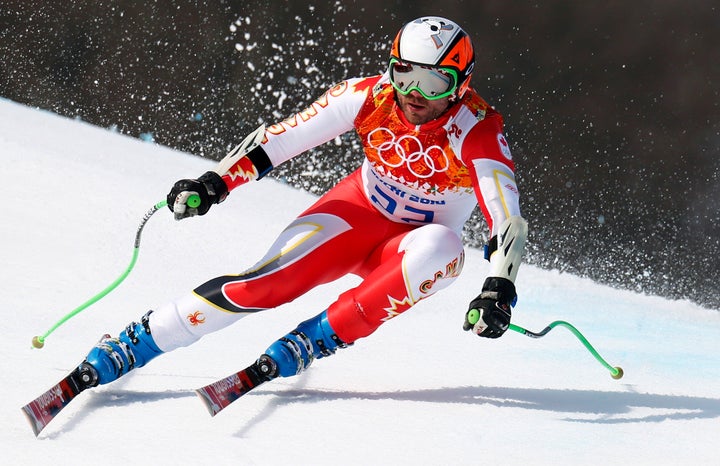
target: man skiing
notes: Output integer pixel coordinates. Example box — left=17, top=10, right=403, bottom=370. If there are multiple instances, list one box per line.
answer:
left=79, top=16, right=528, bottom=389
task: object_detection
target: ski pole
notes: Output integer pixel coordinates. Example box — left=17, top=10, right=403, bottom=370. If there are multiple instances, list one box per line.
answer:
left=31, top=195, right=201, bottom=349
left=466, top=310, right=623, bottom=379
left=508, top=321, right=623, bottom=379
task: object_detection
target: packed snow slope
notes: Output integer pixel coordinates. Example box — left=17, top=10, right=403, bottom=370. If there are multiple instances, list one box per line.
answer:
left=1, top=99, right=718, bottom=465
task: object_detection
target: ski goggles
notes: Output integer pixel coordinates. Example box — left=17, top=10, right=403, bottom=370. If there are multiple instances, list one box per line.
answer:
left=388, top=58, right=459, bottom=100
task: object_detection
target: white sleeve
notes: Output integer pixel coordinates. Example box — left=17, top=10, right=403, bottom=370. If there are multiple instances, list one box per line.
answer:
left=260, top=78, right=372, bottom=167
left=472, top=158, right=522, bottom=238
left=488, top=215, right=527, bottom=281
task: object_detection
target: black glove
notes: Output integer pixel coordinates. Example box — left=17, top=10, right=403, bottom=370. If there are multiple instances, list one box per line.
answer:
left=463, top=277, right=517, bottom=339
left=167, top=171, right=228, bottom=220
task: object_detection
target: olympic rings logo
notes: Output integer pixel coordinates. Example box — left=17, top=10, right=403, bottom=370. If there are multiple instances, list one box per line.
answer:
left=367, top=127, right=449, bottom=179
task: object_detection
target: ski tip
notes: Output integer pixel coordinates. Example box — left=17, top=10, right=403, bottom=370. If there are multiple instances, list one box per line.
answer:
left=195, top=388, right=220, bottom=417
left=21, top=405, right=44, bottom=437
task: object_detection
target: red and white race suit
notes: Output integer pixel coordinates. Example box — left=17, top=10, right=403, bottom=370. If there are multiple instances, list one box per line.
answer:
left=149, top=74, right=523, bottom=351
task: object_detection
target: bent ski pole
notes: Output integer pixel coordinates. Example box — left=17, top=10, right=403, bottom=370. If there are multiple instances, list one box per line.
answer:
left=31, top=195, right=200, bottom=349
left=466, top=309, right=623, bottom=379
left=508, top=321, right=623, bottom=379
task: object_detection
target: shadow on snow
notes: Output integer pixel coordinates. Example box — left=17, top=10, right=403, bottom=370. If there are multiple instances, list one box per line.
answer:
left=57, top=383, right=719, bottom=437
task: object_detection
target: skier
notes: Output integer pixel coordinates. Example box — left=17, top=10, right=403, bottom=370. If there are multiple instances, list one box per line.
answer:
left=78, top=16, right=528, bottom=388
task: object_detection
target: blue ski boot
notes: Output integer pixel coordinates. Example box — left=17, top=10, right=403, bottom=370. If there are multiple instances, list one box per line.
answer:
left=80, top=311, right=164, bottom=387
left=263, top=310, right=349, bottom=378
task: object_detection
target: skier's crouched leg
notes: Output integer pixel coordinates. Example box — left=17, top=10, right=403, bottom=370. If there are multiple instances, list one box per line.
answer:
left=81, top=311, right=163, bottom=386
left=261, top=310, right=349, bottom=378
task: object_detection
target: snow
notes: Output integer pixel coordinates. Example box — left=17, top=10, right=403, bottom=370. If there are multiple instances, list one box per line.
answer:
left=2, top=98, right=719, bottom=465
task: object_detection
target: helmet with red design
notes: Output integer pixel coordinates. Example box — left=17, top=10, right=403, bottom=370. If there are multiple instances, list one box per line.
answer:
left=389, top=17, right=475, bottom=100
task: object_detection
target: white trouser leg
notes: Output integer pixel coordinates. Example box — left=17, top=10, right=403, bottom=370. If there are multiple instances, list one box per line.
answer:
left=147, top=292, right=252, bottom=352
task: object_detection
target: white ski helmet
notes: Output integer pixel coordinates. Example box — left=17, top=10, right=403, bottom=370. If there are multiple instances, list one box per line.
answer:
left=389, top=16, right=475, bottom=99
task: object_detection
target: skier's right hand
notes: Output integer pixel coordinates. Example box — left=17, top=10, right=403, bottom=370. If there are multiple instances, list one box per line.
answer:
left=167, top=171, right=228, bottom=220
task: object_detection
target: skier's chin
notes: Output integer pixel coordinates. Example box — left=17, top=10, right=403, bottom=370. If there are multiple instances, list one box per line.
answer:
left=398, top=95, right=448, bottom=125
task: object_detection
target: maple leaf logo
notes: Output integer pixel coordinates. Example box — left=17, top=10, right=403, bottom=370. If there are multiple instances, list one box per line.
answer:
left=352, top=76, right=380, bottom=95
left=380, top=294, right=416, bottom=322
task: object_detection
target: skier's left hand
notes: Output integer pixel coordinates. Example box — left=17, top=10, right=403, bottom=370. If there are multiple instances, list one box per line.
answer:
left=463, top=277, right=516, bottom=338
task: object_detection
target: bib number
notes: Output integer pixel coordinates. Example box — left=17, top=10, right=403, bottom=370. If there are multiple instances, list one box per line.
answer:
left=371, top=185, right=435, bottom=224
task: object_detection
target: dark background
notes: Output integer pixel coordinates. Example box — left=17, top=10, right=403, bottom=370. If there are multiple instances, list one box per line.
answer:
left=1, top=1, right=718, bottom=309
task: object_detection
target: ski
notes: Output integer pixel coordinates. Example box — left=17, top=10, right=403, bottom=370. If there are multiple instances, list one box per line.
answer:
left=23, top=356, right=274, bottom=434
left=21, top=363, right=96, bottom=436
left=196, top=356, right=275, bottom=416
